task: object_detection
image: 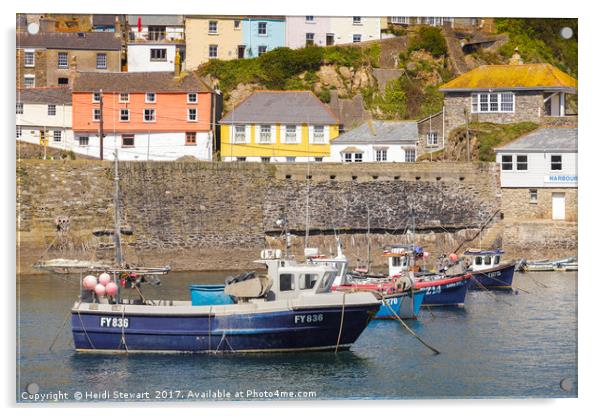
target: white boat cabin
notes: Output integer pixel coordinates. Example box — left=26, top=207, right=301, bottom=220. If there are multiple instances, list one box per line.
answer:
left=464, top=249, right=504, bottom=271
left=304, top=242, right=348, bottom=286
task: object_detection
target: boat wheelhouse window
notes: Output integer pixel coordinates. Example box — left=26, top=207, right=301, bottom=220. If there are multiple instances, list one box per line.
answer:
left=484, top=256, right=492, bottom=265
left=318, top=272, right=337, bottom=291
left=279, top=274, right=295, bottom=291
left=391, top=256, right=401, bottom=267
left=475, top=256, right=483, bottom=266
left=494, top=255, right=501, bottom=265
left=300, top=274, right=319, bottom=290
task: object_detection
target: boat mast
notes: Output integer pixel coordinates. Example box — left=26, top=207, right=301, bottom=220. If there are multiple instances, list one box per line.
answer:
left=366, top=206, right=371, bottom=271
left=113, top=149, right=123, bottom=267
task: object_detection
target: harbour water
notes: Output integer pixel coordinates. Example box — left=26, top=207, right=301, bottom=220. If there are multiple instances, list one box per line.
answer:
left=17, top=271, right=577, bottom=401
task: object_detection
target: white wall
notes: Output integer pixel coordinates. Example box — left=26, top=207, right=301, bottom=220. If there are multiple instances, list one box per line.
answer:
left=496, top=151, right=577, bottom=188
left=328, top=143, right=412, bottom=162
left=329, top=17, right=381, bottom=44
left=127, top=44, right=176, bottom=72
left=63, top=132, right=212, bottom=161
left=17, top=103, right=72, bottom=128
left=17, top=128, right=74, bottom=150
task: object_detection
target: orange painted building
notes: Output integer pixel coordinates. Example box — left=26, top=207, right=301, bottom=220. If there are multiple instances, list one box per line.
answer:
left=72, top=71, right=214, bottom=160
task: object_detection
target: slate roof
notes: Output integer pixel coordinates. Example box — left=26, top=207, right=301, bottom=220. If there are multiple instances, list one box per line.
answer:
left=73, top=71, right=211, bottom=93
left=220, top=91, right=339, bottom=125
left=439, top=63, right=577, bottom=92
left=332, top=120, right=418, bottom=144
left=16, top=32, right=121, bottom=51
left=92, top=14, right=121, bottom=27
left=17, top=87, right=72, bottom=105
left=127, top=15, right=184, bottom=26
left=495, top=128, right=577, bottom=152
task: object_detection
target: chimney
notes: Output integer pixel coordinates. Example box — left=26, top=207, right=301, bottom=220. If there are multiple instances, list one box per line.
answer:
left=509, top=47, right=523, bottom=65
left=39, top=17, right=56, bottom=33
left=174, top=48, right=182, bottom=77
left=68, top=55, right=78, bottom=86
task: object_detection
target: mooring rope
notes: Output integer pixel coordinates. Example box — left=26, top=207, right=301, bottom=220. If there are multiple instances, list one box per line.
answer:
left=76, top=306, right=95, bottom=350
left=48, top=309, right=72, bottom=351
left=335, top=291, right=347, bottom=353
left=470, top=275, right=513, bottom=306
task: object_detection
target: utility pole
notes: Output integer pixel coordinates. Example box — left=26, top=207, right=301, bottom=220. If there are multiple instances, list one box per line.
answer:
left=99, top=89, right=104, bottom=160
left=113, top=149, right=123, bottom=267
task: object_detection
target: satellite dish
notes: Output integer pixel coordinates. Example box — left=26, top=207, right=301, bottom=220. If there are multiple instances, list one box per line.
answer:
left=27, top=22, right=40, bottom=35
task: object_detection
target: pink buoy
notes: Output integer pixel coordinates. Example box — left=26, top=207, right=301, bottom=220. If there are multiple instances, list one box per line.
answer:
left=449, top=253, right=458, bottom=263
left=98, top=272, right=111, bottom=286
left=94, top=283, right=106, bottom=296
left=424, top=252, right=429, bottom=258
left=83, top=275, right=97, bottom=290
left=105, top=282, right=119, bottom=297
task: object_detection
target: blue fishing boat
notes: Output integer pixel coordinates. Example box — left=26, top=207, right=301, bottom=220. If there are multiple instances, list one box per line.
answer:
left=464, top=249, right=516, bottom=290
left=414, top=273, right=471, bottom=306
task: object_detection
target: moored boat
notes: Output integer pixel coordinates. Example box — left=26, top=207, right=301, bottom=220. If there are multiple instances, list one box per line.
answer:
left=464, top=249, right=515, bottom=290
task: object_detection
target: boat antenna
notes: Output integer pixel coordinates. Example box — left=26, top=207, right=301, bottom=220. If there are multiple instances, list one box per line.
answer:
left=113, top=149, right=123, bottom=267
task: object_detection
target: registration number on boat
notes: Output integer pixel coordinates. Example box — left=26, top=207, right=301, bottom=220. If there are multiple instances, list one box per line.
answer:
left=100, top=317, right=129, bottom=328
left=294, top=314, right=324, bottom=324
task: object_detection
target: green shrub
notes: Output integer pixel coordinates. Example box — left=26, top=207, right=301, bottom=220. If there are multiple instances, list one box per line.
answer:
left=408, top=27, right=447, bottom=57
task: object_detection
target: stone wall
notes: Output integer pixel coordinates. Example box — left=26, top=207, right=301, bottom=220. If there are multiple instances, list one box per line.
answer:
left=501, top=187, right=578, bottom=222
left=443, top=90, right=544, bottom=138
left=417, top=111, right=444, bottom=155
left=502, top=220, right=577, bottom=260
left=17, top=49, right=48, bottom=88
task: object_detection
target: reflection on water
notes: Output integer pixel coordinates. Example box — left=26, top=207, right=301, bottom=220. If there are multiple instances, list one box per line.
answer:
left=17, top=271, right=577, bottom=401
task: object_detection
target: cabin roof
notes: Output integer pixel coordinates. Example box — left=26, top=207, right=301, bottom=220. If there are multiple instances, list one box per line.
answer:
left=464, top=249, right=504, bottom=255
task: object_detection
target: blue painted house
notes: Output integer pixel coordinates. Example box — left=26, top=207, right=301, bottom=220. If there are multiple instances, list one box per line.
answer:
left=241, top=17, right=286, bottom=58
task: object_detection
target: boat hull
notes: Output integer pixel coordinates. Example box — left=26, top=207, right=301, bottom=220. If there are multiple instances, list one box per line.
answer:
left=469, top=262, right=516, bottom=290
left=71, top=304, right=379, bottom=353
left=421, top=277, right=470, bottom=306
left=375, top=290, right=425, bottom=319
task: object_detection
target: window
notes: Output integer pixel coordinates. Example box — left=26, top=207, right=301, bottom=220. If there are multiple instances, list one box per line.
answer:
left=120, top=109, right=129, bottom=122
left=305, top=16, right=315, bottom=22
left=78, top=136, right=89, bottom=146
left=145, top=92, right=156, bottom=103
left=313, top=126, right=325, bottom=143
left=209, top=44, right=218, bottom=58
left=234, top=125, right=246, bottom=143
left=279, top=274, right=295, bottom=291
left=122, top=134, right=135, bottom=147
left=258, top=22, right=267, bottom=35
left=92, top=92, right=101, bottom=103
left=285, top=125, right=297, bottom=143
left=96, top=53, right=107, bottom=69
left=405, top=148, right=416, bottom=162
left=24, top=75, right=35, bottom=88
left=24, top=50, right=35, bottom=67
left=494, top=255, right=501, bottom=265
left=258, top=45, right=267, bottom=56
left=475, top=256, right=482, bottom=266
left=92, top=108, right=101, bottom=121
left=119, top=93, right=129, bottom=103
left=148, top=26, right=166, bottom=41
left=427, top=132, right=438, bottom=146
left=208, top=20, right=218, bottom=34
left=16, top=103, right=23, bottom=114
left=472, top=92, right=514, bottom=113
left=150, top=48, right=167, bottom=61
left=16, top=126, right=22, bottom=138
left=306, top=33, right=315, bottom=46
left=344, top=153, right=353, bottom=163
left=48, top=105, right=56, bottom=116
left=187, top=93, right=198, bottom=103
left=261, top=157, right=271, bottom=163
left=355, top=153, right=363, bottom=162
left=551, top=155, right=562, bottom=171
left=353, top=34, right=362, bottom=43
left=259, top=125, right=271, bottom=143
left=186, top=132, right=197, bottom=145
left=286, top=157, right=296, bottom=163
left=236, top=157, right=246, bottom=162
left=234, top=20, right=241, bottom=29
left=187, top=108, right=197, bottom=121
left=484, top=256, right=492, bottom=266
left=314, top=157, right=323, bottom=162
left=353, top=16, right=362, bottom=24
left=57, top=52, right=68, bottom=68
left=300, top=274, right=319, bottom=290
left=392, top=257, right=401, bottom=267
left=376, top=149, right=387, bottom=162
left=144, top=109, right=156, bottom=122
left=58, top=77, right=69, bottom=85
left=52, top=131, right=62, bottom=142
left=516, top=155, right=528, bottom=171
left=529, top=189, right=538, bottom=204
left=501, top=155, right=513, bottom=170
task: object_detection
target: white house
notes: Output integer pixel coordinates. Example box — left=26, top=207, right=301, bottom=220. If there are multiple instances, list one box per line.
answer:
left=495, top=127, right=577, bottom=221
left=329, top=120, right=418, bottom=163
left=127, top=43, right=179, bottom=72
left=16, top=87, right=74, bottom=151
left=127, top=15, right=185, bottom=42
left=285, top=16, right=381, bottom=49
left=127, top=15, right=185, bottom=72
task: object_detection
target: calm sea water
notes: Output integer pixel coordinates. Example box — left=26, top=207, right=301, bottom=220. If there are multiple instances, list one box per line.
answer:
left=17, top=271, right=577, bottom=401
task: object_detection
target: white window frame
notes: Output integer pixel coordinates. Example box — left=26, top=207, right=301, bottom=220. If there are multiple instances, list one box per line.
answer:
left=24, top=49, right=35, bottom=67
left=516, top=154, right=528, bottom=171
left=53, top=130, right=62, bottom=142
left=233, top=20, right=241, bottom=30
left=261, top=157, right=271, bottom=163
left=343, top=153, right=353, bottom=163
left=286, top=157, right=296, bottom=163
left=551, top=154, right=563, bottom=171
left=143, top=108, right=156, bottom=122
left=145, top=92, right=156, bottom=103
left=187, top=93, right=198, bottom=103
left=96, top=53, right=107, bottom=69
left=92, top=108, right=101, bottom=122
left=92, top=92, right=101, bottom=103
left=121, top=134, right=135, bottom=148
left=78, top=136, right=89, bottom=147
left=404, top=148, right=416, bottom=162
left=57, top=52, right=68, bottom=69
left=313, top=125, right=325, bottom=143
left=209, top=44, right=218, bottom=58
left=208, top=20, right=218, bottom=34
left=120, top=108, right=130, bottom=122
left=258, top=45, right=267, bottom=56
left=16, top=125, right=22, bottom=138
left=354, top=153, right=363, bottom=162
left=376, top=148, right=387, bottom=162
left=259, top=124, right=272, bottom=144
left=16, top=102, right=23, bottom=114
left=186, top=132, right=197, bottom=146
left=352, top=34, right=362, bottom=43
left=306, top=32, right=315, bottom=45
left=284, top=125, right=297, bottom=144
left=471, top=92, right=515, bottom=113
left=24, top=75, right=35, bottom=88
left=427, top=132, right=438, bottom=146
left=233, top=125, right=246, bottom=143
left=501, top=154, right=513, bottom=171
left=48, top=104, right=56, bottom=116
left=150, top=48, right=167, bottom=62
left=187, top=108, right=198, bottom=122
left=258, top=22, right=267, bottom=36
left=529, top=189, right=538, bottom=204
left=119, top=93, right=129, bottom=103
left=353, top=16, right=362, bottom=25
left=305, top=16, right=315, bottom=23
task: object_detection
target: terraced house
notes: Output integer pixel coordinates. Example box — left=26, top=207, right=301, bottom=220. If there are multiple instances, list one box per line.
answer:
left=285, top=16, right=382, bottom=49
left=220, top=91, right=339, bottom=163
left=71, top=71, right=214, bottom=161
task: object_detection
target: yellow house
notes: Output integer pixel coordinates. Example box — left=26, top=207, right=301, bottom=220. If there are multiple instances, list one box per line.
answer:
left=220, top=91, right=340, bottom=162
left=185, top=16, right=246, bottom=70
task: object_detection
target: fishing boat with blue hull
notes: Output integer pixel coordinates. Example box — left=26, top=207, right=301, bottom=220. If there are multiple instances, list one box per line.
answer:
left=464, top=249, right=515, bottom=290
left=415, top=273, right=471, bottom=307
left=71, top=252, right=381, bottom=353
